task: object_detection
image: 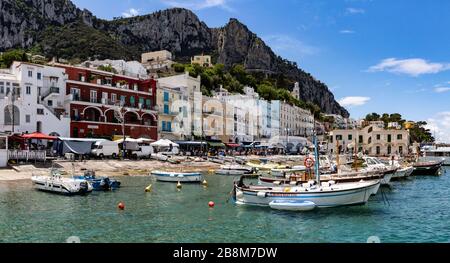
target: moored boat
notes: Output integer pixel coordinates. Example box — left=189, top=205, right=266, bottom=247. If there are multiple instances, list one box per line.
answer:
left=234, top=179, right=380, bottom=208
left=151, top=171, right=203, bottom=182
left=73, top=170, right=121, bottom=191
left=216, top=165, right=257, bottom=176
left=411, top=161, right=443, bottom=176
left=31, top=169, right=93, bottom=195
left=270, top=165, right=306, bottom=177
left=234, top=134, right=381, bottom=208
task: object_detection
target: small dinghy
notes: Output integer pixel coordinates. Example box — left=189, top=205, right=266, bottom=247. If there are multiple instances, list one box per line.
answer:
left=151, top=171, right=202, bottom=183
left=269, top=200, right=316, bottom=211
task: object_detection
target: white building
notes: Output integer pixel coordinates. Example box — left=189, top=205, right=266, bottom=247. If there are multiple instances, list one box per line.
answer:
left=0, top=62, right=70, bottom=136
left=80, top=59, right=148, bottom=79
left=328, top=124, right=410, bottom=156
left=275, top=101, right=314, bottom=138
left=141, top=50, right=174, bottom=72
left=157, top=72, right=202, bottom=140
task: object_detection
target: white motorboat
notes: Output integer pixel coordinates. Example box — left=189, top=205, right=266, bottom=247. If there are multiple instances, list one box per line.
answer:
left=269, top=200, right=316, bottom=211
left=216, top=165, right=256, bottom=176
left=31, top=169, right=93, bottom=195
left=361, top=156, right=395, bottom=185
left=151, top=171, right=203, bottom=183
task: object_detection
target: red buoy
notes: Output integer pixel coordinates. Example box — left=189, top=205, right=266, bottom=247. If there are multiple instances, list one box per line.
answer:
left=118, top=202, right=125, bottom=210
left=208, top=201, right=215, bottom=208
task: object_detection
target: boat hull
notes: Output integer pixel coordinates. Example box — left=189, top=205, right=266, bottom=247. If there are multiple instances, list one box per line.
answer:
left=412, top=162, right=442, bottom=176
left=151, top=171, right=202, bottom=183
left=391, top=167, right=414, bottom=180
left=32, top=177, right=93, bottom=196
left=235, top=181, right=380, bottom=208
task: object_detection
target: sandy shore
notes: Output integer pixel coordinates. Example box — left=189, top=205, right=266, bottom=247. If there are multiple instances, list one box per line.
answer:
left=0, top=155, right=307, bottom=182
left=0, top=159, right=221, bottom=181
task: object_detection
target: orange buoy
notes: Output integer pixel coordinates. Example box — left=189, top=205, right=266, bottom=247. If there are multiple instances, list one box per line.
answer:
left=208, top=201, right=215, bottom=208
left=118, top=202, right=125, bottom=210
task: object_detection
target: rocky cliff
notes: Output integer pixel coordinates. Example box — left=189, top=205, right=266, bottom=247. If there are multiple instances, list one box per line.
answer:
left=0, top=1, right=349, bottom=117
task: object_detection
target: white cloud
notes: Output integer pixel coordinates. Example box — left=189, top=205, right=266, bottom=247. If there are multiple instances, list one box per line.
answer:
left=339, top=29, right=355, bottom=34
left=434, top=87, right=450, bottom=93
left=426, top=112, right=450, bottom=143
left=338, top=96, right=371, bottom=107
left=122, top=8, right=139, bottom=18
left=161, top=0, right=232, bottom=11
left=346, top=7, right=365, bottom=14
left=368, top=58, right=450, bottom=77
left=263, top=34, right=319, bottom=58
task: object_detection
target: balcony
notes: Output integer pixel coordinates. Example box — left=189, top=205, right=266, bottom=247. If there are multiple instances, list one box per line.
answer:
left=68, top=95, right=156, bottom=112
left=203, top=110, right=222, bottom=116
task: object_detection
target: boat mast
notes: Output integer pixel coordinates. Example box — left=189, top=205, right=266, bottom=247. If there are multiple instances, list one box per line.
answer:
left=314, top=133, right=320, bottom=185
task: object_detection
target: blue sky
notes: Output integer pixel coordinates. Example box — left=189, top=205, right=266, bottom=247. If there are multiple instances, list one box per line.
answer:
left=72, top=0, right=450, bottom=142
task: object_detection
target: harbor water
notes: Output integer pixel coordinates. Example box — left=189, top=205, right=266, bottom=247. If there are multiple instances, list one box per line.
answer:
left=0, top=167, right=449, bottom=243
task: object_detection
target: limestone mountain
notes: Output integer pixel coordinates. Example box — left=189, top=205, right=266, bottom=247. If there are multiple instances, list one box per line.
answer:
left=0, top=0, right=349, bottom=117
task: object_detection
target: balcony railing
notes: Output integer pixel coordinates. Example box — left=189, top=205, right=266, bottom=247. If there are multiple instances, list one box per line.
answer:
left=69, top=95, right=155, bottom=111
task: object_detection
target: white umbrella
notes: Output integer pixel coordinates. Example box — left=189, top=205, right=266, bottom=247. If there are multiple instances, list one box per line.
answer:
left=151, top=139, right=179, bottom=148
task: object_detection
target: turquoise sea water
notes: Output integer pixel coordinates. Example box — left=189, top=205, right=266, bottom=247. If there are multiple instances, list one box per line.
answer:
left=0, top=167, right=449, bottom=243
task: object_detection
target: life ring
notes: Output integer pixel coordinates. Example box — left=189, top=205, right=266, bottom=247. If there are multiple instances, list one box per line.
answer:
left=304, top=157, right=315, bottom=168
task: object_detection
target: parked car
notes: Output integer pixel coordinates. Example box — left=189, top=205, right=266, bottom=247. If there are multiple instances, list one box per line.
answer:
left=91, top=141, right=120, bottom=158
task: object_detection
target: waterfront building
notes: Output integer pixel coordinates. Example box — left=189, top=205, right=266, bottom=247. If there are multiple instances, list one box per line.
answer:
left=0, top=61, right=70, bottom=136
left=191, top=54, right=212, bottom=68
left=141, top=50, right=174, bottom=72
left=157, top=72, right=202, bottom=140
left=202, top=96, right=227, bottom=142
left=156, top=85, right=183, bottom=141
left=328, top=124, right=410, bottom=156
left=275, top=100, right=314, bottom=138
left=52, top=63, right=158, bottom=140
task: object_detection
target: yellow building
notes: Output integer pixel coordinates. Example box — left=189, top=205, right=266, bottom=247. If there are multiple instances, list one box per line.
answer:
left=191, top=55, right=213, bottom=67
left=156, top=85, right=184, bottom=141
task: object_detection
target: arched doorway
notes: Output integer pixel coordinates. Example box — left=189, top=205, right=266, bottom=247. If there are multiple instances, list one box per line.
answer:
left=83, top=107, right=102, bottom=122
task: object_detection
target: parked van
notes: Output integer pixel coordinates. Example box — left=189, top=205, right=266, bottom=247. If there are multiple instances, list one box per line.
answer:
left=131, top=145, right=154, bottom=159
left=91, top=141, right=120, bottom=158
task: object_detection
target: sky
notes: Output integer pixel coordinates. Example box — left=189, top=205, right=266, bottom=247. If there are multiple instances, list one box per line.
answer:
left=71, top=0, right=450, bottom=142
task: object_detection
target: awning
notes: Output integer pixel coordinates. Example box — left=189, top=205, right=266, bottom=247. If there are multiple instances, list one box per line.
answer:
left=22, top=132, right=57, bottom=140
left=208, top=142, right=225, bottom=148
left=225, top=143, right=241, bottom=148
